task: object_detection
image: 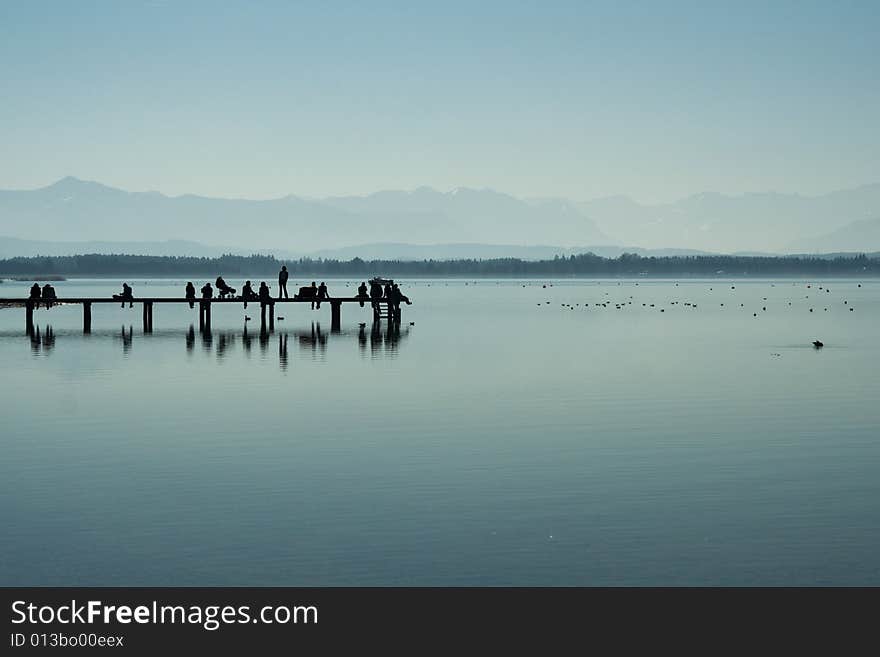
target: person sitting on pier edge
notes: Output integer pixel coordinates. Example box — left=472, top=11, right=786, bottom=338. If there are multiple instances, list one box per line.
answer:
left=258, top=281, right=271, bottom=303
left=316, top=281, right=329, bottom=309
left=42, top=283, right=57, bottom=309
left=29, top=283, right=41, bottom=308
left=185, top=282, right=196, bottom=309
left=278, top=266, right=289, bottom=299
left=384, top=281, right=393, bottom=299
left=241, top=280, right=258, bottom=308
left=113, top=283, right=134, bottom=308
left=357, top=281, right=368, bottom=307
left=391, top=283, right=411, bottom=306
left=369, top=279, right=383, bottom=313
left=215, top=276, right=236, bottom=299
left=201, top=282, right=214, bottom=299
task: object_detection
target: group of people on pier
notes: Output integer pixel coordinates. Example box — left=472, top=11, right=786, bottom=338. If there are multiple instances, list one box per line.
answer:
left=25, top=266, right=412, bottom=317
left=360, top=278, right=411, bottom=314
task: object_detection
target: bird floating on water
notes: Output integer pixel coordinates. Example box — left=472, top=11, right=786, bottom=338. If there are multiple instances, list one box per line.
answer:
left=813, top=340, right=824, bottom=348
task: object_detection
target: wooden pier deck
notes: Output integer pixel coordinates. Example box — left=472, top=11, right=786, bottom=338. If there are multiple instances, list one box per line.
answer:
left=0, top=296, right=408, bottom=334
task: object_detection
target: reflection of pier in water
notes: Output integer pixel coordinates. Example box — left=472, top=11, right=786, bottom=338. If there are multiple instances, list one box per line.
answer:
left=189, top=320, right=412, bottom=368
left=15, top=320, right=411, bottom=367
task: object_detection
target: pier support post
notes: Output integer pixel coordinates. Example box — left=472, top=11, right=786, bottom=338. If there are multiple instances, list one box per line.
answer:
left=142, top=302, right=153, bottom=333
left=260, top=302, right=267, bottom=332
left=204, top=301, right=211, bottom=331
left=269, top=302, right=275, bottom=331
left=26, top=300, right=34, bottom=335
left=331, top=300, right=341, bottom=332
left=83, top=302, right=91, bottom=334
left=199, top=302, right=205, bottom=331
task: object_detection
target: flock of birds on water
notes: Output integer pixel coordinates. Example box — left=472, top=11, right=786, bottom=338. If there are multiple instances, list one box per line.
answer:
left=524, top=280, right=866, bottom=350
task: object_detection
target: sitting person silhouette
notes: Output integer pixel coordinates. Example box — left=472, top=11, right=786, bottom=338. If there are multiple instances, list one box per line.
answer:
left=316, top=281, right=329, bottom=309
left=357, top=281, right=368, bottom=307
left=258, top=282, right=271, bottom=303
left=29, top=283, right=41, bottom=308
left=113, top=283, right=134, bottom=308
left=42, top=283, right=57, bottom=309
left=201, top=282, right=214, bottom=299
left=241, top=280, right=258, bottom=308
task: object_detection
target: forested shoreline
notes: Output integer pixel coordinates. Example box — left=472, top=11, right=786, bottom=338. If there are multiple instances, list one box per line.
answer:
left=0, top=252, right=877, bottom=278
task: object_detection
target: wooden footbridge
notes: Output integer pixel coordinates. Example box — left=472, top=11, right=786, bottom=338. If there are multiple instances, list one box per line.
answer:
left=0, top=296, right=407, bottom=334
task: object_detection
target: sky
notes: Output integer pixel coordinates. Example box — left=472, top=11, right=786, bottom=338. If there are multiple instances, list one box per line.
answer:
left=1, top=0, right=878, bottom=203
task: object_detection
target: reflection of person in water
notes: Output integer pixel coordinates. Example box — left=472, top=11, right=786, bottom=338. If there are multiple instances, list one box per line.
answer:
left=357, top=281, right=368, bottom=307
left=185, top=282, right=196, bottom=308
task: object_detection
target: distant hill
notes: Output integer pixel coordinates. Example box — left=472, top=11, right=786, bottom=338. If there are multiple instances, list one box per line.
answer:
left=4, top=177, right=879, bottom=254
left=576, top=186, right=880, bottom=253
left=0, top=178, right=608, bottom=250
left=788, top=217, right=880, bottom=253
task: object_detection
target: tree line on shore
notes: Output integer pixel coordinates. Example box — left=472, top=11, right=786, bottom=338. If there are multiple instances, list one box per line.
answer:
left=0, top=252, right=877, bottom=277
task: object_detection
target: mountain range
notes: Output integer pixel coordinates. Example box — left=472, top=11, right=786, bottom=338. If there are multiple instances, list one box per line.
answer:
left=1, top=177, right=879, bottom=256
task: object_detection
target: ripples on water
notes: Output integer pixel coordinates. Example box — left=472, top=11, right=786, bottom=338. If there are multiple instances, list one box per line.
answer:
left=1, top=278, right=878, bottom=585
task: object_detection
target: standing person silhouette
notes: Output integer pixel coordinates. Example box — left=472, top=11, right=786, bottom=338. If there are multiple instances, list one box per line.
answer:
left=309, top=281, right=318, bottom=310
left=185, top=282, right=196, bottom=309
left=369, top=279, right=383, bottom=314
left=278, top=266, right=289, bottom=299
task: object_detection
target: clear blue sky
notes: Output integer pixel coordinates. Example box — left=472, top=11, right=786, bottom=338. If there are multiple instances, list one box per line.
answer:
left=1, top=0, right=877, bottom=201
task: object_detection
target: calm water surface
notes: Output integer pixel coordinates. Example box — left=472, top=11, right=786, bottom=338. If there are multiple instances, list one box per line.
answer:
left=1, top=278, right=878, bottom=585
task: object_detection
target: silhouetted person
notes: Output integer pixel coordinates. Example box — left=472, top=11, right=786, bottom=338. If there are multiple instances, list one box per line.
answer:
left=316, top=281, right=329, bottom=309
left=357, top=281, right=368, bottom=307
left=42, top=283, right=57, bottom=309
left=392, top=283, right=411, bottom=305
left=241, top=280, right=257, bottom=308
left=216, top=276, right=236, bottom=299
left=201, top=282, right=214, bottom=299
left=369, top=280, right=383, bottom=314
left=185, top=282, right=196, bottom=309
left=384, top=282, right=393, bottom=299
left=258, top=281, right=271, bottom=303
left=278, top=266, right=289, bottom=299
left=114, top=283, right=134, bottom=308
left=29, top=283, right=41, bottom=307
left=309, top=281, right=318, bottom=310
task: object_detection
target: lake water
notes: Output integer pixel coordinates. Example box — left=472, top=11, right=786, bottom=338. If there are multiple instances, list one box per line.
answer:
left=1, top=277, right=878, bottom=585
